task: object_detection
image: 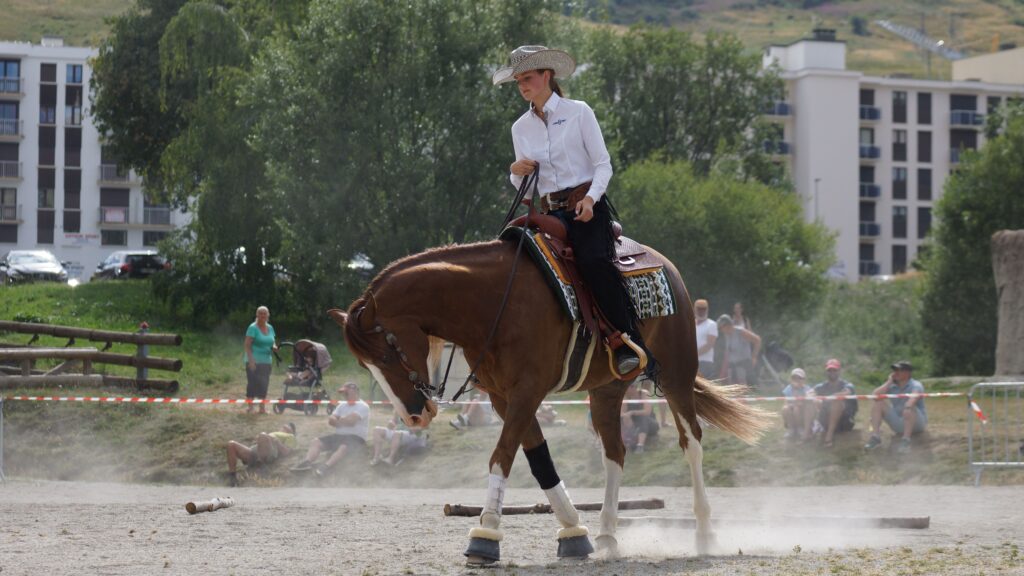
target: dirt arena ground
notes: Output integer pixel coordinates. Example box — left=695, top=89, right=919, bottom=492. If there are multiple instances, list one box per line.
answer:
left=1, top=481, right=1022, bottom=575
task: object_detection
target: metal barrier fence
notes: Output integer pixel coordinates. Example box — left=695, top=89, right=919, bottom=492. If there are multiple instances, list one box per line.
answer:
left=968, top=382, right=1024, bottom=486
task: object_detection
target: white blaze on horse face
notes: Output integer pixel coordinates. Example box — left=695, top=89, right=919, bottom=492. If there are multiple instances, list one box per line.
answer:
left=366, top=364, right=413, bottom=425
left=600, top=457, right=623, bottom=539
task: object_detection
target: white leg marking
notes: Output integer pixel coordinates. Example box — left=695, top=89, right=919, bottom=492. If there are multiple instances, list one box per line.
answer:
left=481, top=462, right=506, bottom=531
left=544, top=481, right=580, bottom=528
left=599, top=457, right=623, bottom=539
left=366, top=364, right=410, bottom=422
left=679, top=416, right=715, bottom=554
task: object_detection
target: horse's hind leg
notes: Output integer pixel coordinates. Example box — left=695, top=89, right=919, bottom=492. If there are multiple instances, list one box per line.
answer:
left=663, top=387, right=719, bottom=555
left=588, top=383, right=629, bottom=557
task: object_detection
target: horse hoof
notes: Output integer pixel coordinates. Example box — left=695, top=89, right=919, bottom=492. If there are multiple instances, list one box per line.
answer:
left=594, top=534, right=619, bottom=558
left=557, top=529, right=595, bottom=559
left=695, top=531, right=719, bottom=556
left=465, top=537, right=500, bottom=564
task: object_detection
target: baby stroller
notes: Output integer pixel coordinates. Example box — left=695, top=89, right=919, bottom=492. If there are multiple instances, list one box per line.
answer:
left=273, top=339, right=332, bottom=416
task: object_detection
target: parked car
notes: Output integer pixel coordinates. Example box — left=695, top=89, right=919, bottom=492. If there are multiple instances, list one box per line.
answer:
left=94, top=250, right=170, bottom=280
left=0, top=250, right=70, bottom=284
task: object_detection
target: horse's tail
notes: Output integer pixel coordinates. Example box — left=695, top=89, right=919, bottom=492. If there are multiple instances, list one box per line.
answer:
left=693, top=376, right=772, bottom=445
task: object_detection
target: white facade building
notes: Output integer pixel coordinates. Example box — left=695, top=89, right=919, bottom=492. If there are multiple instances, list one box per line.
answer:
left=0, top=38, right=189, bottom=282
left=763, top=31, right=1024, bottom=280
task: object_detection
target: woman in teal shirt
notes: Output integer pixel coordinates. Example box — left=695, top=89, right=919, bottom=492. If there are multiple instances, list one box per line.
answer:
left=244, top=306, right=277, bottom=414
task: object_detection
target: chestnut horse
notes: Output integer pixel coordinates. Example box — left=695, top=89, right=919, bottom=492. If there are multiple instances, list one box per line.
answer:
left=329, top=238, right=769, bottom=564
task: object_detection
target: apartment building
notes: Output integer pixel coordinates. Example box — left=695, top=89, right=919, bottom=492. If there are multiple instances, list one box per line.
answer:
left=0, top=37, right=189, bottom=282
left=763, top=31, right=1024, bottom=280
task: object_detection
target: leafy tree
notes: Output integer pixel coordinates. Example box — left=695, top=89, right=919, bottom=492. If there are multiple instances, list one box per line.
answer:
left=612, top=158, right=833, bottom=325
left=921, top=103, right=1024, bottom=375
left=576, top=26, right=783, bottom=180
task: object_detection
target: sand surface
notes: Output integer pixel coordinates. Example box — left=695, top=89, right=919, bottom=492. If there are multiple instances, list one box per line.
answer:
left=1, top=481, right=1021, bottom=575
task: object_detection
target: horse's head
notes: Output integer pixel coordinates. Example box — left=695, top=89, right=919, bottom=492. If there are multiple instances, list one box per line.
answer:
left=328, top=300, right=441, bottom=428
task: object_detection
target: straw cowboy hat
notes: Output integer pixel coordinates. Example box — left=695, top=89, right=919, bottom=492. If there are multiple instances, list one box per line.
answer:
left=492, top=45, right=576, bottom=86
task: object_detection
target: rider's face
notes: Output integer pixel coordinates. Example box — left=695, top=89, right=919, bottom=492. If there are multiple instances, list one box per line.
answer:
left=515, top=70, right=549, bottom=101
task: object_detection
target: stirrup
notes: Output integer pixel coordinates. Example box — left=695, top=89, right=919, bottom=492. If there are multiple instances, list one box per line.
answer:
left=605, top=333, right=647, bottom=381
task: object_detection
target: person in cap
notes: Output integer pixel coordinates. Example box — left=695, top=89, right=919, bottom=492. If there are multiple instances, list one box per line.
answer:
left=694, top=299, right=718, bottom=378
left=495, top=45, right=654, bottom=379
left=716, top=314, right=761, bottom=385
left=812, top=358, right=857, bottom=448
left=225, top=422, right=297, bottom=487
left=291, top=382, right=370, bottom=476
left=781, top=368, right=815, bottom=442
left=864, top=361, right=927, bottom=453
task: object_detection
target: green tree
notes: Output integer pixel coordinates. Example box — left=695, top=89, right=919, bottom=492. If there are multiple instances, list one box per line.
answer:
left=921, top=104, right=1024, bottom=375
left=613, top=158, right=833, bottom=324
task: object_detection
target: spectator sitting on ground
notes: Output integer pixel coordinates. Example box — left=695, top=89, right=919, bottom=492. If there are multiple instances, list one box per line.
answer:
left=536, top=404, right=567, bottom=427
left=812, top=358, right=858, bottom=448
left=449, top=392, right=498, bottom=430
left=781, top=368, right=815, bottom=443
left=370, top=411, right=429, bottom=467
left=864, top=360, right=927, bottom=454
left=290, top=382, right=369, bottom=476
left=225, top=422, right=297, bottom=487
left=622, top=384, right=659, bottom=453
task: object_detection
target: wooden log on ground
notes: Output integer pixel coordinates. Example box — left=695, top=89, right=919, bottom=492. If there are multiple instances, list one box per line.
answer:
left=91, top=352, right=182, bottom=372
left=616, top=515, right=930, bottom=530
left=185, top=497, right=234, bottom=515
left=0, top=321, right=182, bottom=346
left=102, top=375, right=180, bottom=394
left=443, top=498, right=664, bottom=517
left=0, top=374, right=105, bottom=389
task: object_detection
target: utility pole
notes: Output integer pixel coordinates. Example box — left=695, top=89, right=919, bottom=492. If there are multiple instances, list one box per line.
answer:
left=814, top=178, right=821, bottom=221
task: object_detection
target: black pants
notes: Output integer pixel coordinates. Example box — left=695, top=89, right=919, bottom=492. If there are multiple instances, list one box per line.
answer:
left=553, top=197, right=637, bottom=338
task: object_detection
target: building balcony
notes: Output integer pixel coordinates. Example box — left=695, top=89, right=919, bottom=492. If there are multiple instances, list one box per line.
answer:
left=763, top=140, right=790, bottom=155
left=950, top=110, right=985, bottom=127
left=764, top=101, right=791, bottom=117
left=98, top=205, right=174, bottom=228
left=859, top=222, right=881, bottom=237
left=859, top=183, right=881, bottom=198
left=98, top=164, right=136, bottom=185
left=859, top=145, right=881, bottom=159
left=0, top=118, right=23, bottom=139
left=859, top=261, right=881, bottom=276
left=859, top=106, right=881, bottom=121
left=98, top=206, right=129, bottom=225
left=0, top=77, right=23, bottom=97
left=0, top=203, right=21, bottom=223
left=144, top=206, right=171, bottom=226
left=0, top=161, right=22, bottom=180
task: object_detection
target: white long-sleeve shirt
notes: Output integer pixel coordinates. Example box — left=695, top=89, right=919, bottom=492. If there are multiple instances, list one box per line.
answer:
left=509, top=93, right=613, bottom=203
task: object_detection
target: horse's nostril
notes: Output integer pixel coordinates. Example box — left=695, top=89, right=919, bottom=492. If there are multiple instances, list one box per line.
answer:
left=410, top=415, right=422, bottom=425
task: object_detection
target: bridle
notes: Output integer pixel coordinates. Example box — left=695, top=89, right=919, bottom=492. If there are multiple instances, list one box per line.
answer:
left=354, top=304, right=437, bottom=402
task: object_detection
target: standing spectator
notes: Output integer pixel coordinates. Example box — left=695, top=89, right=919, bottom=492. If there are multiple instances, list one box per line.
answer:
left=781, top=368, right=815, bottom=443
left=864, top=361, right=927, bottom=453
left=694, top=299, right=718, bottom=378
left=621, top=384, right=658, bottom=453
left=716, top=315, right=762, bottom=386
left=225, top=422, right=297, bottom=486
left=243, top=306, right=277, bottom=414
left=290, top=382, right=369, bottom=476
left=812, top=359, right=857, bottom=448
left=731, top=301, right=752, bottom=330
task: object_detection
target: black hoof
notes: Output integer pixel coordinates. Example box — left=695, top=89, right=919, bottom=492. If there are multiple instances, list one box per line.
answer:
left=465, top=537, right=500, bottom=563
left=557, top=534, right=595, bottom=558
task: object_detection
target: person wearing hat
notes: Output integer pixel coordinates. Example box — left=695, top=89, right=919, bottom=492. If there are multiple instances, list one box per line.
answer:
left=694, top=299, right=718, bottom=378
left=781, top=368, right=815, bottom=442
left=495, top=45, right=654, bottom=380
left=225, top=422, right=297, bottom=487
left=864, top=361, right=927, bottom=453
left=716, top=314, right=761, bottom=385
left=811, top=358, right=857, bottom=448
left=291, top=382, right=370, bottom=475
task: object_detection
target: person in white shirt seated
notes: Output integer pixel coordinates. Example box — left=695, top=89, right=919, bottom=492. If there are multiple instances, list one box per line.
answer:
left=290, top=382, right=369, bottom=476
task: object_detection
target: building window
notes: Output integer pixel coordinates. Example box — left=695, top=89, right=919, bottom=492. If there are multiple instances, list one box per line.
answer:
left=860, top=165, right=875, bottom=183
left=38, top=168, right=55, bottom=208
left=893, top=167, right=907, bottom=199
left=37, top=209, right=54, bottom=244
left=893, top=129, right=907, bottom=161
left=143, top=231, right=169, bottom=246
left=40, top=63, right=56, bottom=83
left=1, top=60, right=20, bottom=79
left=917, top=131, right=932, bottom=163
left=0, top=187, right=15, bottom=221
left=892, top=245, right=907, bottom=274
left=64, top=127, right=82, bottom=167
left=893, top=206, right=908, bottom=239
left=918, top=168, right=932, bottom=201
left=917, top=92, right=931, bottom=125
left=859, top=89, right=875, bottom=106
left=0, top=224, right=15, bottom=243
left=66, top=64, right=83, bottom=84
left=38, top=189, right=54, bottom=209
left=918, top=207, right=932, bottom=239
left=859, top=127, right=875, bottom=144
left=101, top=229, right=127, bottom=246
left=893, top=91, right=907, bottom=123
left=63, top=209, right=80, bottom=233
left=859, top=201, right=876, bottom=222
left=860, top=243, right=875, bottom=262
left=38, top=126, right=56, bottom=166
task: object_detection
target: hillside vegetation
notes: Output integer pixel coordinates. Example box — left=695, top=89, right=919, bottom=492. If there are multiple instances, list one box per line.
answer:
left=4, top=0, right=1023, bottom=80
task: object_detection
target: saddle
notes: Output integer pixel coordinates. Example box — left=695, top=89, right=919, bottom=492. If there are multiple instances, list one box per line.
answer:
left=504, top=213, right=668, bottom=381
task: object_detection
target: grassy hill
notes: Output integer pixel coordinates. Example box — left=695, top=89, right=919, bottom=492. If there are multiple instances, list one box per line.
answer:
left=4, top=0, right=1023, bottom=80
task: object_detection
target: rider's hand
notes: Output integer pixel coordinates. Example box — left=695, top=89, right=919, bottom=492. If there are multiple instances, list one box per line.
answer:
left=574, top=196, right=595, bottom=222
left=510, top=159, right=538, bottom=176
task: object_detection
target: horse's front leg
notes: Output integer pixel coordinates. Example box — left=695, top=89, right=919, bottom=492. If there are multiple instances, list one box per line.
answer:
left=587, top=384, right=628, bottom=557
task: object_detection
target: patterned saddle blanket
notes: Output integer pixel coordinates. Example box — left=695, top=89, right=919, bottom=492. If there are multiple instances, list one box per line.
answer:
left=499, top=218, right=677, bottom=392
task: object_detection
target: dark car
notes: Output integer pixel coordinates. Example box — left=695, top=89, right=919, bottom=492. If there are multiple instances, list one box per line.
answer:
left=94, top=250, right=169, bottom=280
left=0, top=250, right=70, bottom=284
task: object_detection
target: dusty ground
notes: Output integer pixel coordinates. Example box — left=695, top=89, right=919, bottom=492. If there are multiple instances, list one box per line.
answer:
left=0, top=481, right=1021, bottom=575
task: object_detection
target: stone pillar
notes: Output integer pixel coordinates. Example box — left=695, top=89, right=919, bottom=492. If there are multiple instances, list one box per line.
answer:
left=992, top=230, right=1024, bottom=375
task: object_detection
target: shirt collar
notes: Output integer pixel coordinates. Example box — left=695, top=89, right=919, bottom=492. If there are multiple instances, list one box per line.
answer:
left=531, top=92, right=562, bottom=118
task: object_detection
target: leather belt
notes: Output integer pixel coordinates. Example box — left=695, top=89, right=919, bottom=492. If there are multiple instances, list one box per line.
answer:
left=540, top=181, right=592, bottom=214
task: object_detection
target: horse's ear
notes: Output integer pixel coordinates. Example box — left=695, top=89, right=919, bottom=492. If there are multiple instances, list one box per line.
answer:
left=327, top=309, right=348, bottom=327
